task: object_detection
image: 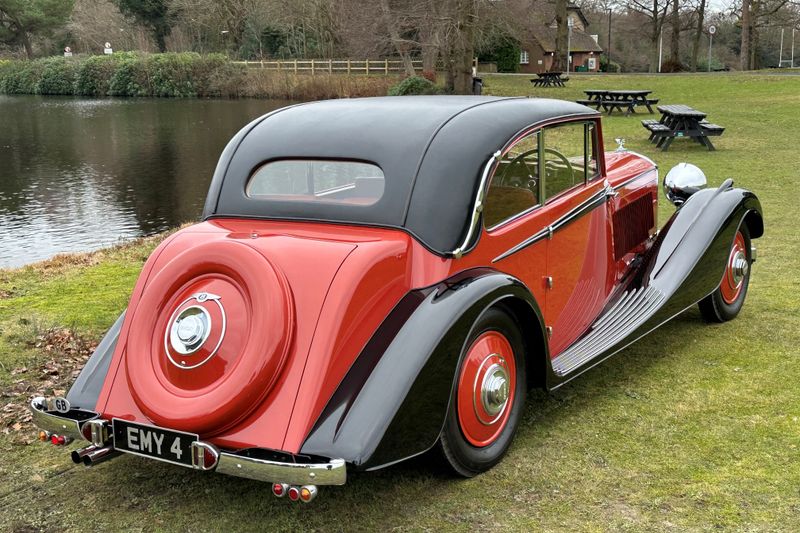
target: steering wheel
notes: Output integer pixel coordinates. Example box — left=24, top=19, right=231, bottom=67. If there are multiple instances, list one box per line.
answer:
left=541, top=148, right=575, bottom=185
left=496, top=147, right=575, bottom=189
left=495, top=148, right=539, bottom=189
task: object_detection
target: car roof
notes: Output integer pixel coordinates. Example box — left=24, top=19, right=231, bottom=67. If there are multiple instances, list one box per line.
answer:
left=203, top=96, right=598, bottom=254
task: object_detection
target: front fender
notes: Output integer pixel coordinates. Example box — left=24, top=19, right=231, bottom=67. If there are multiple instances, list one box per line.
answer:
left=300, top=269, right=544, bottom=470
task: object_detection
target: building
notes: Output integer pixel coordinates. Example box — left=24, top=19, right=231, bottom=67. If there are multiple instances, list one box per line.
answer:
left=519, top=3, right=603, bottom=73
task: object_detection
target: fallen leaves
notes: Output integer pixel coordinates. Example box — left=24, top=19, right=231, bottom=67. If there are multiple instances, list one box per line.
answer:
left=1, top=327, right=97, bottom=445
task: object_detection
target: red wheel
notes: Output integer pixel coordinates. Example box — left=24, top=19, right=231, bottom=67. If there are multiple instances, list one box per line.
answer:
left=456, top=332, right=516, bottom=447
left=125, top=240, right=295, bottom=436
left=699, top=224, right=752, bottom=323
left=440, top=306, right=526, bottom=477
left=720, top=231, right=748, bottom=305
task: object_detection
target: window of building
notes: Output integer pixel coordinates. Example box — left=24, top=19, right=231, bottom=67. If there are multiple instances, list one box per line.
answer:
left=520, top=50, right=530, bottom=65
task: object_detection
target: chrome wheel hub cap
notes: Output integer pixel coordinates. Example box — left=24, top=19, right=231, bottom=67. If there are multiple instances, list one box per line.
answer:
left=170, top=306, right=211, bottom=354
left=731, top=250, right=749, bottom=284
left=481, top=363, right=510, bottom=416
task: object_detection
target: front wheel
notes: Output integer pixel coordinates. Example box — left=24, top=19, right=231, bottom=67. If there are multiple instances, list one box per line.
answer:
left=439, top=306, right=527, bottom=477
left=699, top=224, right=752, bottom=322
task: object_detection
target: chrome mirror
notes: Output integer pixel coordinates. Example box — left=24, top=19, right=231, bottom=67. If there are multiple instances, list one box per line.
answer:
left=663, top=163, right=707, bottom=206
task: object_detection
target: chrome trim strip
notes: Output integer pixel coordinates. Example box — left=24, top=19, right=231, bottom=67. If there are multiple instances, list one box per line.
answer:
left=216, top=453, right=347, bottom=486
left=29, top=397, right=97, bottom=441
left=450, top=150, right=502, bottom=258
left=492, top=187, right=608, bottom=263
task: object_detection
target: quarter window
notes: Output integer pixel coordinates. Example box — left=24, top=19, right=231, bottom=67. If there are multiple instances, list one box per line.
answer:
left=483, top=131, right=540, bottom=228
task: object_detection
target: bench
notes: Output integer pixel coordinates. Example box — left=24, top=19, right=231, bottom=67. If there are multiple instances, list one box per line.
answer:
left=600, top=99, right=636, bottom=115
left=576, top=99, right=599, bottom=107
left=700, top=123, right=725, bottom=135
left=642, top=120, right=671, bottom=142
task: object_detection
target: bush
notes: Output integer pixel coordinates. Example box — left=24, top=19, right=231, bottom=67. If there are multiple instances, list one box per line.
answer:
left=0, top=52, right=248, bottom=98
left=660, top=59, right=687, bottom=73
left=75, top=54, right=123, bottom=96
left=387, top=75, right=444, bottom=96
left=37, top=57, right=79, bottom=95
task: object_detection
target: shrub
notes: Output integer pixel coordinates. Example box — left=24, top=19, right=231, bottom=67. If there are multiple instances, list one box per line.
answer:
left=660, top=59, right=687, bottom=73
left=387, top=75, right=444, bottom=96
left=37, top=57, right=79, bottom=95
left=108, top=53, right=148, bottom=97
left=75, top=54, right=123, bottom=96
left=0, top=60, right=44, bottom=94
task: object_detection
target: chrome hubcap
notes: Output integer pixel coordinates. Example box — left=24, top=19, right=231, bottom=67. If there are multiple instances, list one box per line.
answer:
left=731, top=250, right=748, bottom=284
left=170, top=306, right=211, bottom=354
left=481, top=364, right=510, bottom=416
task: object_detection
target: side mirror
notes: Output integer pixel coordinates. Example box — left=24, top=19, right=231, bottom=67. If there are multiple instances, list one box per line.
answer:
left=663, top=163, right=707, bottom=206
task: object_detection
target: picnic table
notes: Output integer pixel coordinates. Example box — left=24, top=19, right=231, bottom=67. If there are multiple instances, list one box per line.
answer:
left=531, top=72, right=569, bottom=88
left=577, top=90, right=658, bottom=116
left=641, top=104, right=725, bottom=151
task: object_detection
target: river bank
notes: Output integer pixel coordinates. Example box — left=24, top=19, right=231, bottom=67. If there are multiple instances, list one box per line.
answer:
left=0, top=53, right=399, bottom=100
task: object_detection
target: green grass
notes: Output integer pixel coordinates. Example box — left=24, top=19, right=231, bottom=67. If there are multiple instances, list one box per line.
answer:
left=2, top=73, right=800, bottom=531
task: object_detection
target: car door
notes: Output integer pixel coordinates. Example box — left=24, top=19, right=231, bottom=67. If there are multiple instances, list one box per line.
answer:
left=539, top=120, right=614, bottom=356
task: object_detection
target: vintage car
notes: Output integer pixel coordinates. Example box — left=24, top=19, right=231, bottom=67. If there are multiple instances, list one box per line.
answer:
left=30, top=96, right=763, bottom=502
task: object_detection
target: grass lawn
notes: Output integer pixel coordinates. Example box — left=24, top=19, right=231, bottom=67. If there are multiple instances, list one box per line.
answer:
left=1, top=73, right=799, bottom=531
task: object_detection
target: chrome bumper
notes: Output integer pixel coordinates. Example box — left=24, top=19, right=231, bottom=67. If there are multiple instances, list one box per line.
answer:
left=216, top=453, right=346, bottom=486
left=29, top=397, right=97, bottom=441
left=31, top=396, right=346, bottom=486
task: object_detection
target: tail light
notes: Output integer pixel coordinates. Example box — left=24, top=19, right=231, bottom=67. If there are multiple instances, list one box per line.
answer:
left=299, top=485, right=318, bottom=503
left=272, top=483, right=288, bottom=498
left=287, top=486, right=300, bottom=502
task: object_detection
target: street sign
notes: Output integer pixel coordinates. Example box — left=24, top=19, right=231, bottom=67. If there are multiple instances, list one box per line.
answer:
left=709, top=25, right=716, bottom=35
left=104, top=42, right=113, bottom=55
left=64, top=46, right=72, bottom=58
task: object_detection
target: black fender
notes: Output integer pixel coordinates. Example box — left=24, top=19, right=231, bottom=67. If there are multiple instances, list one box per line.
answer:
left=547, top=180, right=763, bottom=388
left=300, top=268, right=546, bottom=470
left=66, top=312, right=125, bottom=410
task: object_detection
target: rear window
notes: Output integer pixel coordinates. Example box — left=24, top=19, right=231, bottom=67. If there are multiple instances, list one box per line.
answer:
left=246, top=160, right=385, bottom=206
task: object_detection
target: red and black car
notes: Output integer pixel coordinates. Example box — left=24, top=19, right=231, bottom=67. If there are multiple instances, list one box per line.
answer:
left=31, top=97, right=763, bottom=503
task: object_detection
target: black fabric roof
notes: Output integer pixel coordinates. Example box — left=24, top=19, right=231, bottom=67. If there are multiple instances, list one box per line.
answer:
left=204, top=96, right=598, bottom=254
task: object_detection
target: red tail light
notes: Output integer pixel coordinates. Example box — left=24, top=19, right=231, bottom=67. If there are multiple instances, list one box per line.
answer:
left=287, top=486, right=300, bottom=501
left=272, top=483, right=288, bottom=497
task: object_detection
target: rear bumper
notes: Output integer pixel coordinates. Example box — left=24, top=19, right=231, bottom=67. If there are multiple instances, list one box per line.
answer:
left=29, top=397, right=346, bottom=486
left=29, top=397, right=97, bottom=441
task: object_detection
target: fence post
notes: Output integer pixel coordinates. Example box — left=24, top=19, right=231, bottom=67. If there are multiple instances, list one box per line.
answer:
left=293, top=59, right=297, bottom=74
left=329, top=59, right=332, bottom=74
left=365, top=58, right=369, bottom=75
left=347, top=59, right=351, bottom=74
left=385, top=58, right=389, bottom=74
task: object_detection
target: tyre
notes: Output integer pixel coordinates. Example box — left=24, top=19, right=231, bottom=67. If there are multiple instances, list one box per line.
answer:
left=699, top=223, right=752, bottom=323
left=439, top=306, right=527, bottom=477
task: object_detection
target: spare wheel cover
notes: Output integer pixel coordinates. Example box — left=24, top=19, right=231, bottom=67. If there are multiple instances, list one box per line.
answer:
left=126, top=239, right=294, bottom=435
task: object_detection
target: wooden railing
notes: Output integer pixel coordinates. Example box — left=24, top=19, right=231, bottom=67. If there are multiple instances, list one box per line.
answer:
left=233, top=58, right=426, bottom=75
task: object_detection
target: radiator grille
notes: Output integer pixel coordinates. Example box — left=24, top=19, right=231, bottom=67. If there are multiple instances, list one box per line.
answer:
left=612, top=193, right=654, bottom=261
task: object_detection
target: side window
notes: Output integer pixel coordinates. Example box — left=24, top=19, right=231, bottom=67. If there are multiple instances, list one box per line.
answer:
left=543, top=122, right=597, bottom=201
left=484, top=131, right=541, bottom=228
left=587, top=122, right=599, bottom=178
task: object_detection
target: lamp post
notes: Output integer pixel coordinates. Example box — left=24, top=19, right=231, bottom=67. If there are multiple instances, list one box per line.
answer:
left=779, top=27, right=784, bottom=67
left=792, top=28, right=796, bottom=68
left=607, top=8, right=612, bottom=66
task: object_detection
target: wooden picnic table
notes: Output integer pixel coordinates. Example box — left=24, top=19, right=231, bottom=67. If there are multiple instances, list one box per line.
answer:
left=577, top=89, right=658, bottom=116
left=531, top=71, right=568, bottom=88
left=641, top=104, right=725, bottom=151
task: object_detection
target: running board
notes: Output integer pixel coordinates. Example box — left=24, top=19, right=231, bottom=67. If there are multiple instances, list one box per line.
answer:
left=551, top=285, right=667, bottom=377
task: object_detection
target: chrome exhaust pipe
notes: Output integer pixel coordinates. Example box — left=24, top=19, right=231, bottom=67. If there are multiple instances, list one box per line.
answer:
left=71, top=444, right=99, bottom=464
left=82, top=445, right=121, bottom=467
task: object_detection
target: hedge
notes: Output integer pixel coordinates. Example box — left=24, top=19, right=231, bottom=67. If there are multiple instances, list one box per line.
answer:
left=0, top=53, right=247, bottom=98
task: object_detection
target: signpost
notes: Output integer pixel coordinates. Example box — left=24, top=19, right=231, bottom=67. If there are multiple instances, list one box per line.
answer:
left=104, top=42, right=113, bottom=55
left=708, top=25, right=716, bottom=72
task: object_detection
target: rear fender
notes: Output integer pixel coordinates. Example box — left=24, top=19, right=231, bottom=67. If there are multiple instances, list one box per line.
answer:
left=300, top=269, right=545, bottom=470
left=66, top=312, right=125, bottom=410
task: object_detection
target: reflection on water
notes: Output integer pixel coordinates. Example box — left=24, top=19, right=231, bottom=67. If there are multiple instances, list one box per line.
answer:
left=0, top=95, right=293, bottom=268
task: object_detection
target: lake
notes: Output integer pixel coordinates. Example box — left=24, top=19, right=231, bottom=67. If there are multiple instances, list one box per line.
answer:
left=0, top=95, right=293, bottom=268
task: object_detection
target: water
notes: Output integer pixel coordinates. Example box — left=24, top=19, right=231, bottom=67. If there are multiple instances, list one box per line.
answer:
left=0, top=95, right=293, bottom=269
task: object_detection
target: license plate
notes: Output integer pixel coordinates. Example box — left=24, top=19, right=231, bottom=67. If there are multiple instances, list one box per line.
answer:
left=112, top=419, right=198, bottom=468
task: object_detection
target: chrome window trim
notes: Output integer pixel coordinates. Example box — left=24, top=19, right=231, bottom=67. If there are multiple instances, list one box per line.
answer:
left=450, top=150, right=502, bottom=258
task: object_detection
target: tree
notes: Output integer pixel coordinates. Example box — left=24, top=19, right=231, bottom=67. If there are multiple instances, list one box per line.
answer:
left=553, top=0, right=568, bottom=71
left=740, top=0, right=751, bottom=69
left=626, top=0, right=671, bottom=72
left=668, top=0, right=679, bottom=64
left=114, top=0, right=175, bottom=52
left=690, top=0, right=706, bottom=71
left=0, top=0, right=74, bottom=58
